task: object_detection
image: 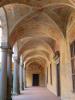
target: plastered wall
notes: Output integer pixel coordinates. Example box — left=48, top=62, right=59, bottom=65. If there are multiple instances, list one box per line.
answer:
left=26, top=64, right=45, bottom=87
left=47, top=39, right=75, bottom=100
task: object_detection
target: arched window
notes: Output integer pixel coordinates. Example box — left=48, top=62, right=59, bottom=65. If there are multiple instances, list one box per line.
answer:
left=70, top=41, right=75, bottom=92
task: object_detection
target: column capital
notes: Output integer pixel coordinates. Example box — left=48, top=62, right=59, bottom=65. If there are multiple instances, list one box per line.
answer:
left=13, top=56, right=20, bottom=64
left=0, top=42, right=8, bottom=52
left=54, top=51, right=60, bottom=60
left=7, top=47, right=13, bottom=55
left=0, top=42, right=13, bottom=53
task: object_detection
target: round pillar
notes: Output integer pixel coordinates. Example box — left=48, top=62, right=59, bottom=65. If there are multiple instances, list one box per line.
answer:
left=20, top=64, right=24, bottom=91
left=0, top=44, right=8, bottom=100
left=25, top=67, right=27, bottom=88
left=7, top=47, right=12, bottom=100
left=23, top=67, right=25, bottom=89
left=13, top=57, right=20, bottom=95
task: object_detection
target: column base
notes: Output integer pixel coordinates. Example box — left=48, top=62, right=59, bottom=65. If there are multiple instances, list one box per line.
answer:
left=7, top=96, right=12, bottom=100
left=22, top=87, right=24, bottom=90
left=22, top=85, right=24, bottom=90
left=13, top=91, right=20, bottom=96
left=21, top=88, right=24, bottom=91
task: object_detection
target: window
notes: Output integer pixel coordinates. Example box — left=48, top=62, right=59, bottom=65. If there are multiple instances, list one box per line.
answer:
left=70, top=41, right=75, bottom=92
left=50, top=64, right=52, bottom=85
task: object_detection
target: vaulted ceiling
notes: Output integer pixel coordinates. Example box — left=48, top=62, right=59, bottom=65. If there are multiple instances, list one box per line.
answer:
left=0, top=0, right=72, bottom=7
left=0, top=0, right=75, bottom=68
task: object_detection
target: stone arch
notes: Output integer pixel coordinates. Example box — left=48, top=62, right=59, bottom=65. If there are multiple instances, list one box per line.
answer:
left=24, top=55, right=49, bottom=64
left=66, top=10, right=75, bottom=43
left=13, top=42, right=19, bottom=60
left=9, top=11, right=64, bottom=46
left=69, top=0, right=75, bottom=7
left=26, top=61, right=44, bottom=69
left=19, top=38, right=54, bottom=56
left=1, top=3, right=74, bottom=47
left=3, top=3, right=73, bottom=47
left=3, top=3, right=33, bottom=34
left=0, top=7, right=8, bottom=45
left=22, top=49, right=50, bottom=61
left=42, top=2, right=75, bottom=9
left=25, top=56, right=48, bottom=68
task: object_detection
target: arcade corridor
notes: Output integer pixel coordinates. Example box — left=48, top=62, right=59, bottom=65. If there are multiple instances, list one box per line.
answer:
left=0, top=0, right=75, bottom=100
left=12, top=87, right=60, bottom=100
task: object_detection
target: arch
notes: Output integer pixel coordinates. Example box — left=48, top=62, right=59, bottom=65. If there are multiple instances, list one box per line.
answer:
left=4, top=3, right=33, bottom=34
left=8, top=3, right=75, bottom=44
left=26, top=61, right=43, bottom=68
left=9, top=11, right=64, bottom=46
left=25, top=56, right=48, bottom=68
left=4, top=3, right=74, bottom=46
left=1, top=1, right=75, bottom=8
left=22, top=49, right=50, bottom=61
left=66, top=12, right=75, bottom=43
left=0, top=7, right=8, bottom=45
left=18, top=36, right=56, bottom=53
left=2, top=3, right=74, bottom=47
left=23, top=54, right=49, bottom=63
left=69, top=0, right=75, bottom=7
left=12, top=42, right=19, bottom=61
left=19, top=38, right=54, bottom=56
left=42, top=3, right=75, bottom=9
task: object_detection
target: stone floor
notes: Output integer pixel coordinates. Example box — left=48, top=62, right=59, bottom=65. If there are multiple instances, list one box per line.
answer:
left=12, top=87, right=60, bottom=100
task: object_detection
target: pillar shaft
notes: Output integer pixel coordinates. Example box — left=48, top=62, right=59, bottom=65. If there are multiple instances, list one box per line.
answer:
left=23, top=67, right=25, bottom=89
left=0, top=46, right=8, bottom=100
left=13, top=57, right=20, bottom=95
left=25, top=67, right=27, bottom=88
left=20, top=65, right=24, bottom=91
left=7, top=48, right=12, bottom=100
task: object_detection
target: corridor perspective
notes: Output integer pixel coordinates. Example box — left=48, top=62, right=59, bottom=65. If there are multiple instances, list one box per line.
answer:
left=12, top=87, right=60, bottom=100
left=0, top=0, right=75, bottom=100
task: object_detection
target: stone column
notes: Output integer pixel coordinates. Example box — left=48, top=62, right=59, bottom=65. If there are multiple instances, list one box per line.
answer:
left=23, top=67, right=25, bottom=89
left=60, top=39, right=73, bottom=100
left=23, top=66, right=24, bottom=90
left=20, top=64, right=24, bottom=91
left=0, top=44, right=8, bottom=100
left=7, top=47, right=12, bottom=100
left=45, top=66, right=47, bottom=87
left=25, top=67, right=27, bottom=88
left=13, top=57, right=20, bottom=95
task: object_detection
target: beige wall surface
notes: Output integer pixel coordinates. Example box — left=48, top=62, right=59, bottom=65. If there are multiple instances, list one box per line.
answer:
left=47, top=39, right=75, bottom=100
left=26, top=64, right=45, bottom=87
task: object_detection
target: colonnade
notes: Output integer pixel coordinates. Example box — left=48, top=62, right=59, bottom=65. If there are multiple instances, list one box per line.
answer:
left=0, top=43, right=25, bottom=100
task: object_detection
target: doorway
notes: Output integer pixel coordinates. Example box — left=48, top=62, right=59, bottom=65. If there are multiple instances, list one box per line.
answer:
left=32, top=74, right=39, bottom=86
left=56, top=63, right=61, bottom=96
